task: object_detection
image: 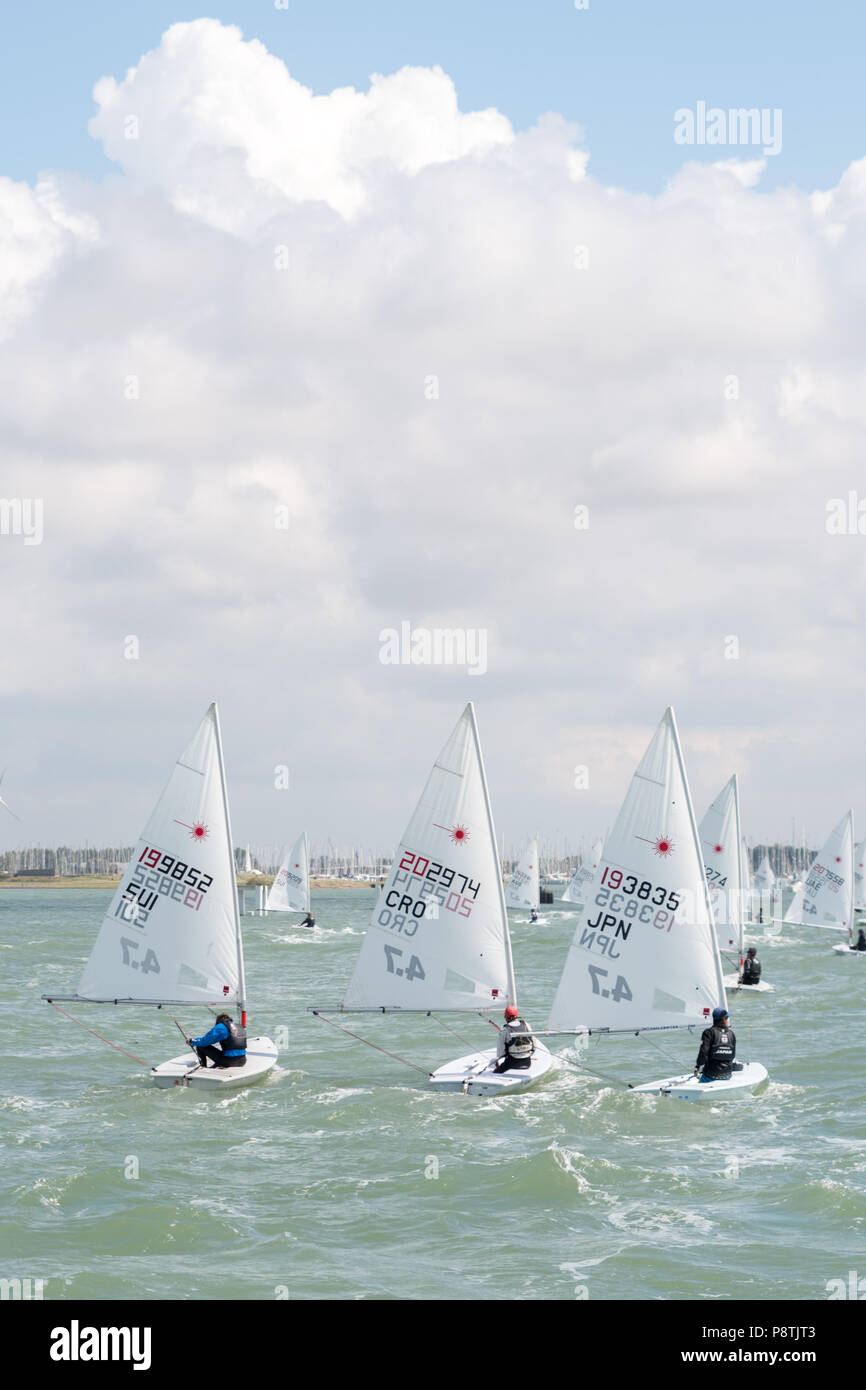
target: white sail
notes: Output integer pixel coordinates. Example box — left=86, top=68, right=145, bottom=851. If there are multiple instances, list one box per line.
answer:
left=505, top=840, right=539, bottom=910
left=562, top=838, right=604, bottom=905
left=784, top=812, right=854, bottom=931
left=753, top=854, right=775, bottom=892
left=266, top=832, right=310, bottom=913
left=854, top=840, right=866, bottom=912
left=548, top=708, right=726, bottom=1032
left=78, top=705, right=242, bottom=1006
left=342, top=704, right=516, bottom=1011
left=698, top=775, right=743, bottom=956
left=243, top=845, right=253, bottom=873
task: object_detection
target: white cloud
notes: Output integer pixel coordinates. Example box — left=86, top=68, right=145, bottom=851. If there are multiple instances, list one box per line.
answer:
left=2, top=19, right=866, bottom=849
left=88, top=19, right=514, bottom=232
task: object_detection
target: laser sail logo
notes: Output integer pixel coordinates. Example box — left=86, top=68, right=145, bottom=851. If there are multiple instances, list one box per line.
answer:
left=49, top=1321, right=152, bottom=1371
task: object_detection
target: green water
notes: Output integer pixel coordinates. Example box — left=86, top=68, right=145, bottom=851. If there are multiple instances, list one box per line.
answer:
left=2, top=889, right=864, bottom=1301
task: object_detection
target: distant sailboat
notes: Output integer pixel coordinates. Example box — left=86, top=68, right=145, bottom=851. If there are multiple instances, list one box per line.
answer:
left=265, top=831, right=313, bottom=925
left=752, top=852, right=776, bottom=922
left=547, top=709, right=767, bottom=1101
left=505, top=839, right=541, bottom=922
left=313, top=704, right=554, bottom=1096
left=783, top=812, right=854, bottom=948
left=42, top=705, right=277, bottom=1090
left=562, top=838, right=603, bottom=907
left=698, top=776, right=772, bottom=994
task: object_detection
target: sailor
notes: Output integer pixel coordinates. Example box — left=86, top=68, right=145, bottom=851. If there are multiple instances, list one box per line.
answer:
left=529, top=908, right=539, bottom=923
left=739, top=947, right=762, bottom=985
left=854, top=929, right=866, bottom=952
left=494, top=1005, right=535, bottom=1073
left=694, top=1007, right=743, bottom=1082
left=188, top=1013, right=247, bottom=1069
left=300, top=911, right=316, bottom=928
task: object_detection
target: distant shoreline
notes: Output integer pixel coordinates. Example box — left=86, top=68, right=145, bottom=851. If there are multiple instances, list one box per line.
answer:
left=0, top=874, right=385, bottom=891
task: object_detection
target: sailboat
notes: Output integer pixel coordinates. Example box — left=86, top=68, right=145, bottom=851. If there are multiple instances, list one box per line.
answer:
left=505, top=839, right=541, bottom=922
left=752, top=852, right=776, bottom=923
left=782, top=812, right=855, bottom=955
left=562, top=838, right=603, bottom=907
left=699, top=776, right=772, bottom=994
left=313, top=703, right=554, bottom=1096
left=265, top=831, right=312, bottom=923
left=547, top=709, right=767, bottom=1101
left=42, top=705, right=278, bottom=1090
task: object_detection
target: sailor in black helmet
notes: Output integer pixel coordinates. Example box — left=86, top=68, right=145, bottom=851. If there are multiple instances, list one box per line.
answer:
left=739, top=946, right=762, bottom=985
left=854, top=929, right=866, bottom=952
left=694, top=1007, right=744, bottom=1083
left=188, top=1013, right=247, bottom=1069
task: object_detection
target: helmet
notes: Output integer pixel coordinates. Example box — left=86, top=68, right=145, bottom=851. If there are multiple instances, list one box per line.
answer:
left=747, top=947, right=756, bottom=956
left=712, top=1007, right=729, bottom=1022
left=504, top=1006, right=519, bottom=1020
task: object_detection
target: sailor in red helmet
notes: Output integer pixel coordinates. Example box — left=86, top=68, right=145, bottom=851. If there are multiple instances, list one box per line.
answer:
left=494, top=1004, right=536, bottom=1074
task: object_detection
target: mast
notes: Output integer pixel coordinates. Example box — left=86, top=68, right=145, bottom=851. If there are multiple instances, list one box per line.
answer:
left=732, top=774, right=744, bottom=969
left=467, top=702, right=516, bottom=1006
left=213, top=702, right=246, bottom=1025
left=667, top=707, right=727, bottom=1009
left=303, top=831, right=310, bottom=912
left=847, top=810, right=855, bottom=943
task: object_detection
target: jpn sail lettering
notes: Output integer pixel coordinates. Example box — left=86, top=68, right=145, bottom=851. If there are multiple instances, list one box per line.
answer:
left=578, top=866, right=681, bottom=962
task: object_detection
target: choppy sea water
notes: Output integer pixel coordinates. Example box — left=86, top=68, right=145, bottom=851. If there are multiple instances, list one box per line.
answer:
left=2, top=888, right=864, bottom=1301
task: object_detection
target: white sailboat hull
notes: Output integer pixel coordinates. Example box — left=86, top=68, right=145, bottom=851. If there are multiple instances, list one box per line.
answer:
left=429, top=1040, right=554, bottom=1096
left=723, top=972, right=774, bottom=993
left=832, top=944, right=866, bottom=956
left=631, top=1061, right=768, bottom=1101
left=152, top=1036, right=278, bottom=1090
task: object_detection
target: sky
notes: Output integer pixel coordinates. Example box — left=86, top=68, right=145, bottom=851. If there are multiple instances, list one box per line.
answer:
left=2, top=6, right=866, bottom=856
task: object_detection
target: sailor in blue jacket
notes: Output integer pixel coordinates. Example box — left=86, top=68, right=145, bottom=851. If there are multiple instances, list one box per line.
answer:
left=188, top=1013, right=247, bottom=1069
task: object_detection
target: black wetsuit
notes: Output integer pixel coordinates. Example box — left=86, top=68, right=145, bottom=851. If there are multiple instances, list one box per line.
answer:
left=695, top=1024, right=739, bottom=1081
left=855, top=933, right=866, bottom=952
left=740, top=954, right=762, bottom=984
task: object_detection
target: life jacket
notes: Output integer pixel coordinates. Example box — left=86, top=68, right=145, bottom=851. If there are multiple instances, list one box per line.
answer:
left=705, top=1026, right=735, bottom=1077
left=742, top=955, right=761, bottom=981
left=503, top=1018, right=534, bottom=1061
left=218, top=1020, right=247, bottom=1056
